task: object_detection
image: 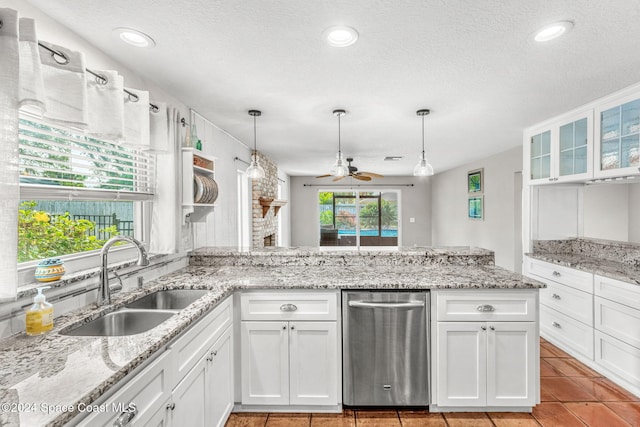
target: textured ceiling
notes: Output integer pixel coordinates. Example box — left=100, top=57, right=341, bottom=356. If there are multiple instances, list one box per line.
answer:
left=24, top=0, right=640, bottom=176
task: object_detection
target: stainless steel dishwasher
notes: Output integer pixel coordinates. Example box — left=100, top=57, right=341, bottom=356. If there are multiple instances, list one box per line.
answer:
left=342, top=290, right=429, bottom=407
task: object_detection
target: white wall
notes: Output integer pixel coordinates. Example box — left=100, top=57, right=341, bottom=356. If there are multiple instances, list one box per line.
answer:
left=629, top=184, right=640, bottom=243
left=431, top=146, right=522, bottom=271
left=289, top=176, right=432, bottom=247
left=583, top=184, right=629, bottom=241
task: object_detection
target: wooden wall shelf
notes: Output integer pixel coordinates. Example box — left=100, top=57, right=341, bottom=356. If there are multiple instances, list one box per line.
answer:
left=259, top=197, right=287, bottom=217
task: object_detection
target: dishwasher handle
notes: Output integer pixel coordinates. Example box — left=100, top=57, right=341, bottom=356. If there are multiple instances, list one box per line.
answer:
left=348, top=300, right=425, bottom=309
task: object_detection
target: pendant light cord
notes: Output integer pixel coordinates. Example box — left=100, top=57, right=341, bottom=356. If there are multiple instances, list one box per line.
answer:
left=338, top=113, right=342, bottom=154
left=253, top=115, right=257, bottom=155
left=421, top=114, right=425, bottom=157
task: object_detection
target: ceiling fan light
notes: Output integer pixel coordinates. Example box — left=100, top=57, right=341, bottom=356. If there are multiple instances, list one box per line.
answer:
left=413, top=155, right=434, bottom=177
left=246, top=155, right=265, bottom=179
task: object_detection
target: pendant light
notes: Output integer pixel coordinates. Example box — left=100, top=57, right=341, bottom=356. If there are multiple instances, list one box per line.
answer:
left=413, top=109, right=434, bottom=176
left=246, top=110, right=265, bottom=180
left=330, top=109, right=349, bottom=177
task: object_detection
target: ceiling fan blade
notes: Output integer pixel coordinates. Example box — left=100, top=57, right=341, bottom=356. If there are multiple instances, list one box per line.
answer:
left=315, top=174, right=333, bottom=178
left=332, top=176, right=345, bottom=182
left=359, top=172, right=384, bottom=178
left=353, top=174, right=372, bottom=181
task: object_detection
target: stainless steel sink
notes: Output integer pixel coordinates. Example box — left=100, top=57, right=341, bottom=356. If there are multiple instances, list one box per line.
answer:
left=60, top=309, right=175, bottom=337
left=124, top=289, right=209, bottom=311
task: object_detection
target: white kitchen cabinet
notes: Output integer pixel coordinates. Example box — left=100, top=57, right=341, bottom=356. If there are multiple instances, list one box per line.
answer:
left=241, top=321, right=290, bottom=405
left=76, top=349, right=173, bottom=427
left=169, top=326, right=233, bottom=427
left=435, top=321, right=536, bottom=408
left=525, top=111, right=593, bottom=185
left=432, top=290, right=538, bottom=410
left=239, top=291, right=340, bottom=408
left=182, top=147, right=217, bottom=223
left=289, top=321, right=338, bottom=405
left=594, top=92, right=640, bottom=178
left=240, top=320, right=338, bottom=406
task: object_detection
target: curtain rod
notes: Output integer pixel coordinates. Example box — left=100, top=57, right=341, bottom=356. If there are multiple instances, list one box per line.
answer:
left=37, top=42, right=160, bottom=112
left=303, top=183, right=414, bottom=187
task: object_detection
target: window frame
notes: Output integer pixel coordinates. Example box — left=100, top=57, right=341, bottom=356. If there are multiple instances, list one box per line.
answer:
left=318, top=189, right=401, bottom=250
left=16, top=114, right=155, bottom=289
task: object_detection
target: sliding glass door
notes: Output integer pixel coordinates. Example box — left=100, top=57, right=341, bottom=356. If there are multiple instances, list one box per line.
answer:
left=319, top=190, right=399, bottom=248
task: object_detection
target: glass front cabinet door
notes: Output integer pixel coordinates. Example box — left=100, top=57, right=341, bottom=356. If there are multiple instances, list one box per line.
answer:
left=526, top=111, right=593, bottom=184
left=595, top=93, right=640, bottom=178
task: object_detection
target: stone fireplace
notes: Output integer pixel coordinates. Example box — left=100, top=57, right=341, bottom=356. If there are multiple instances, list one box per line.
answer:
left=251, top=151, right=281, bottom=248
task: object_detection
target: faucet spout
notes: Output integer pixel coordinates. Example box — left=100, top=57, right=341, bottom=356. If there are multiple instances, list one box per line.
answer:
left=98, top=236, right=149, bottom=306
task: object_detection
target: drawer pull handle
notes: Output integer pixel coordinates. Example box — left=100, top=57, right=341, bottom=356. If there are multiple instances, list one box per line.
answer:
left=477, top=304, right=495, bottom=312
left=552, top=271, right=561, bottom=277
left=280, top=303, right=298, bottom=312
left=552, top=293, right=561, bottom=300
left=113, top=406, right=138, bottom=426
left=166, top=402, right=175, bottom=411
left=552, top=321, right=561, bottom=329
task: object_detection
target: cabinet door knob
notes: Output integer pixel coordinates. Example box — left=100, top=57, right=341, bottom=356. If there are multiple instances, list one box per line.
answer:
left=166, top=402, right=176, bottom=411
left=489, top=326, right=495, bottom=331
left=481, top=326, right=487, bottom=331
left=290, top=325, right=295, bottom=330
left=282, top=325, right=287, bottom=330
left=113, top=406, right=137, bottom=427
left=552, top=293, right=561, bottom=300
left=280, top=303, right=298, bottom=312
left=552, top=271, right=561, bottom=277
left=212, top=350, right=217, bottom=356
left=477, top=304, right=495, bottom=312
left=552, top=321, right=561, bottom=329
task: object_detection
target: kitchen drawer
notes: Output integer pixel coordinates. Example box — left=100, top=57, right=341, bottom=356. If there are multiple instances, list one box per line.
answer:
left=241, top=291, right=338, bottom=321
left=434, top=290, right=537, bottom=322
left=526, top=257, right=593, bottom=293
left=594, top=274, right=640, bottom=311
left=540, top=281, right=593, bottom=326
left=169, top=295, right=232, bottom=384
left=540, top=304, right=594, bottom=359
left=76, top=350, right=172, bottom=427
left=595, top=296, right=640, bottom=349
left=595, top=331, right=640, bottom=390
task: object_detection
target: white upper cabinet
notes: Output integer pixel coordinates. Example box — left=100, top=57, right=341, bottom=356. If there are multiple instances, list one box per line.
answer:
left=525, top=110, right=593, bottom=185
left=525, top=83, right=640, bottom=185
left=594, top=92, right=640, bottom=178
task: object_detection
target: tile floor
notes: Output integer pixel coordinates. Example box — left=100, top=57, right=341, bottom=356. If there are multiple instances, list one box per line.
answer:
left=226, top=338, right=640, bottom=427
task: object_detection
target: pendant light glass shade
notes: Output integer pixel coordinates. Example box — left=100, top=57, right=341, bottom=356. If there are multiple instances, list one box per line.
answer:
left=413, top=109, right=434, bottom=177
left=330, top=109, right=350, bottom=176
left=246, top=110, right=265, bottom=180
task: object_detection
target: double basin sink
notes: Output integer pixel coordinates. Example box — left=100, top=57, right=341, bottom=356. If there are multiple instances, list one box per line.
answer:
left=60, top=289, right=209, bottom=337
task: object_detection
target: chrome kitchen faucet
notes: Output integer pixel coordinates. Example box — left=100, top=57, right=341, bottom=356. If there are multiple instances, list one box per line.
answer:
left=98, top=236, right=149, bottom=306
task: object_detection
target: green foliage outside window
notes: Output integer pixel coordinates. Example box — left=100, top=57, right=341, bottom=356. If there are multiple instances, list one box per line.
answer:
left=18, top=201, right=117, bottom=262
left=360, top=199, right=398, bottom=229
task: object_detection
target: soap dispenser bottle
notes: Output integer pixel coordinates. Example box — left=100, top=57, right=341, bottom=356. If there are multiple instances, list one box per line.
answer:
left=26, top=286, right=54, bottom=336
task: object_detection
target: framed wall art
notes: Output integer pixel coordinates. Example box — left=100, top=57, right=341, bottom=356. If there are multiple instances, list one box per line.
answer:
left=467, top=168, right=483, bottom=194
left=468, top=196, right=483, bottom=220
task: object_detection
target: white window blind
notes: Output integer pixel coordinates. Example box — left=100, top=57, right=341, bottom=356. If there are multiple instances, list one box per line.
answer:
left=18, top=114, right=155, bottom=201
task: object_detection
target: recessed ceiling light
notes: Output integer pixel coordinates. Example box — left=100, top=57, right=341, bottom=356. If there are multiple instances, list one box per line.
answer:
left=114, top=28, right=156, bottom=48
left=323, top=26, right=359, bottom=47
left=534, top=21, right=574, bottom=42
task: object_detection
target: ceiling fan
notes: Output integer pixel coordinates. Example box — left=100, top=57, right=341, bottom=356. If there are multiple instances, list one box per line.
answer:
left=316, top=157, right=384, bottom=182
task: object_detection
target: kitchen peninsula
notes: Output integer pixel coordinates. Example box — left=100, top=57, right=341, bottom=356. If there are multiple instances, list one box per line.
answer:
left=0, top=247, right=543, bottom=427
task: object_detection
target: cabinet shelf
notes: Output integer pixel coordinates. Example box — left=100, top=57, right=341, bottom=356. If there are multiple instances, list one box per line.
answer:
left=259, top=197, right=287, bottom=217
left=182, top=147, right=217, bottom=223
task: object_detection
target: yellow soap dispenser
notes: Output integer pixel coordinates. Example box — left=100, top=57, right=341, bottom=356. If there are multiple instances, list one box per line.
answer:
left=25, top=286, right=54, bottom=336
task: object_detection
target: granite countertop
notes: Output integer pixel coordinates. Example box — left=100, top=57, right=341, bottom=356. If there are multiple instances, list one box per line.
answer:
left=0, top=262, right=543, bottom=427
left=526, top=252, right=640, bottom=285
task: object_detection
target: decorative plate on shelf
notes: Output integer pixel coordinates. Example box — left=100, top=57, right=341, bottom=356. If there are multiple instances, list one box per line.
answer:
left=194, top=174, right=205, bottom=203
